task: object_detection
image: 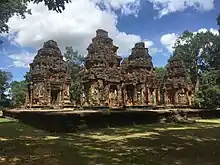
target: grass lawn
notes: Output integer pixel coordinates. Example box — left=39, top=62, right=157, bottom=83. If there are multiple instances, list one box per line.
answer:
left=1, top=117, right=220, bottom=165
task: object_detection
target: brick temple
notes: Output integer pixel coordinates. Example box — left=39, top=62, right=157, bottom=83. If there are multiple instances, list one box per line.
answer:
left=25, top=29, right=194, bottom=109
left=79, top=29, right=194, bottom=108
left=25, top=40, right=71, bottom=108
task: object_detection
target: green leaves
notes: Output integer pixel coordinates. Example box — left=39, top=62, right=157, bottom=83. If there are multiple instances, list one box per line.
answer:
left=0, top=70, right=12, bottom=100
left=0, top=0, right=30, bottom=33
left=63, top=46, right=84, bottom=104
left=0, top=0, right=70, bottom=34
left=10, top=80, right=27, bottom=106
left=155, top=67, right=165, bottom=84
left=26, top=0, right=71, bottom=13
left=173, top=28, right=219, bottom=89
left=172, top=14, right=220, bottom=108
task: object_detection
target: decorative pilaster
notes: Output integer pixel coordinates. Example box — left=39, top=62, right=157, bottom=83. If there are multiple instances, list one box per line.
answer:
left=164, top=90, right=168, bottom=105
left=156, top=89, right=161, bottom=103
left=48, top=84, right=51, bottom=107
left=133, top=85, right=137, bottom=105
left=117, top=85, right=122, bottom=106
left=153, top=89, right=156, bottom=105
left=30, top=82, right=33, bottom=107
left=174, top=90, right=178, bottom=105
left=104, top=84, right=110, bottom=106
left=147, top=88, right=151, bottom=105
left=140, top=84, right=145, bottom=106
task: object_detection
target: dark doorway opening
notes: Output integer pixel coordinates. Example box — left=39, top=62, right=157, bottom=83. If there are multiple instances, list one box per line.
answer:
left=109, top=85, right=118, bottom=107
left=126, top=84, right=134, bottom=105
left=51, top=89, right=60, bottom=105
left=168, top=90, right=175, bottom=105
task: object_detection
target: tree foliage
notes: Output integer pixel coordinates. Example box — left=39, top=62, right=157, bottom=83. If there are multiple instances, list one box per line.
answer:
left=10, top=80, right=27, bottom=106
left=173, top=30, right=218, bottom=90
left=63, top=46, right=84, bottom=105
left=0, top=69, right=12, bottom=100
left=155, top=67, right=165, bottom=84
left=172, top=14, right=220, bottom=108
left=26, top=0, right=71, bottom=12
left=9, top=72, right=30, bottom=107
left=0, top=0, right=70, bottom=34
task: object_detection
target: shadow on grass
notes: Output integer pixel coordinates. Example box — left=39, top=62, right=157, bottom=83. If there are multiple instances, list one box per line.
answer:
left=1, top=118, right=220, bottom=165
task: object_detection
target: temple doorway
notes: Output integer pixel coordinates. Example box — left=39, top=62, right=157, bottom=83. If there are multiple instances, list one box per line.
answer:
left=125, top=84, right=134, bottom=106
left=109, top=85, right=118, bottom=107
left=167, top=90, right=175, bottom=105
left=51, top=89, right=60, bottom=105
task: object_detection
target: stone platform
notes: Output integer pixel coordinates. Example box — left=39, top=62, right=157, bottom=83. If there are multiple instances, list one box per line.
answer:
left=3, top=108, right=220, bottom=132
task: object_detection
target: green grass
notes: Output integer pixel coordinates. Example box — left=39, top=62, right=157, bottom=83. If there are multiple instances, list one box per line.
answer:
left=1, top=117, right=220, bottom=165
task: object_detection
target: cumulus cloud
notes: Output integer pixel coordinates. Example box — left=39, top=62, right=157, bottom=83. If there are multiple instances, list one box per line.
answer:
left=143, top=40, right=162, bottom=55
left=94, top=0, right=216, bottom=18
left=143, top=40, right=154, bottom=48
left=160, top=33, right=178, bottom=53
left=149, top=47, right=163, bottom=55
left=149, top=0, right=215, bottom=18
left=8, top=52, right=35, bottom=68
left=93, top=0, right=141, bottom=16
left=6, top=0, right=142, bottom=58
left=160, top=27, right=219, bottom=53
left=196, top=28, right=219, bottom=35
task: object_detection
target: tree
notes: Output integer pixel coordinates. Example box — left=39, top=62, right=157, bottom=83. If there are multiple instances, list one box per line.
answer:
left=194, top=15, right=220, bottom=108
left=10, top=80, right=27, bottom=106
left=0, top=0, right=71, bottom=34
left=9, top=72, right=31, bottom=107
left=195, top=70, right=220, bottom=108
left=63, top=46, right=84, bottom=105
left=0, top=69, right=12, bottom=100
left=173, top=14, right=220, bottom=108
left=155, top=67, right=165, bottom=84
left=173, top=30, right=218, bottom=90
left=24, top=71, right=31, bottom=82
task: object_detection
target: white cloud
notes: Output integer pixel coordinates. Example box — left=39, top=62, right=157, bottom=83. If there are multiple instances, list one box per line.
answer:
left=6, top=1, right=142, bottom=57
left=160, top=28, right=219, bottom=53
left=8, top=52, right=35, bottom=68
left=143, top=40, right=162, bottom=55
left=143, top=40, right=154, bottom=48
left=160, top=33, right=178, bottom=53
left=197, top=28, right=219, bottom=35
left=93, top=0, right=141, bottom=16
left=149, top=0, right=215, bottom=18
left=94, top=0, right=216, bottom=18
left=149, top=47, right=163, bottom=55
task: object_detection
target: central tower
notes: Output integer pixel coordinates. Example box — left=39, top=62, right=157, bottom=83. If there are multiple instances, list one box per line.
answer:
left=80, top=29, right=123, bottom=108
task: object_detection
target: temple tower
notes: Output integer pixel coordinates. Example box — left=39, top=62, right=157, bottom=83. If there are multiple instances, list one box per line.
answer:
left=80, top=29, right=123, bottom=108
left=162, top=56, right=194, bottom=106
left=121, top=42, right=158, bottom=106
left=25, top=40, right=71, bottom=108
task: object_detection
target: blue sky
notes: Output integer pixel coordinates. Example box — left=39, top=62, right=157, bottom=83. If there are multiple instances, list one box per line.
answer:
left=0, top=0, right=219, bottom=81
